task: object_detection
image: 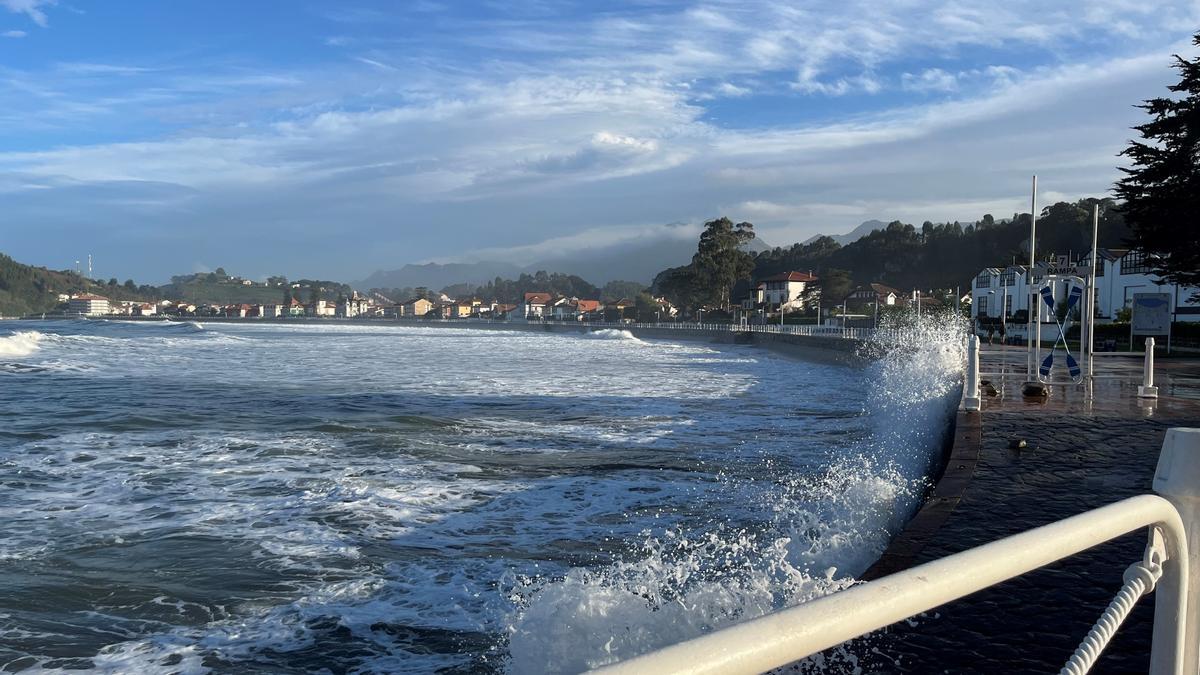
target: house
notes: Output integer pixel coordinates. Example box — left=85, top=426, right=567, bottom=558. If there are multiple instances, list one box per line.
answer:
left=286, top=298, right=307, bottom=317
left=1085, top=249, right=1200, bottom=322
left=846, top=283, right=900, bottom=308
left=132, top=303, right=157, bottom=316
left=757, top=271, right=817, bottom=310
left=262, top=304, right=283, bottom=318
left=519, top=292, right=552, bottom=319
left=337, top=291, right=371, bottom=318
left=68, top=294, right=110, bottom=316
left=576, top=299, right=602, bottom=320
left=447, top=300, right=475, bottom=319
left=224, top=303, right=251, bottom=318
left=403, top=298, right=434, bottom=317
left=307, top=299, right=335, bottom=317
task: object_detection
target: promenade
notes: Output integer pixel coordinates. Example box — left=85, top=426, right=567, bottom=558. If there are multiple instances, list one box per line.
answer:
left=863, top=346, right=1200, bottom=673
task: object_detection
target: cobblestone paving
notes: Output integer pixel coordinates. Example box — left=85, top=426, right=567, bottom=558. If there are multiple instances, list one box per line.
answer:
left=860, top=352, right=1200, bottom=674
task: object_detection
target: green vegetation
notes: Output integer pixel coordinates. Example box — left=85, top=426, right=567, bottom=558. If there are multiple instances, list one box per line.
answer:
left=654, top=217, right=756, bottom=310
left=652, top=198, right=1130, bottom=313
left=160, top=272, right=351, bottom=305
left=1115, top=32, right=1200, bottom=294
left=0, top=253, right=157, bottom=317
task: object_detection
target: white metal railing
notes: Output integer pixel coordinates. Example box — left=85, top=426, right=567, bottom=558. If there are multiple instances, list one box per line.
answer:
left=591, top=427, right=1200, bottom=675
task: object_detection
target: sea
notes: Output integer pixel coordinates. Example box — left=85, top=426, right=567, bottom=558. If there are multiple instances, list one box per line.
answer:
left=0, top=319, right=963, bottom=674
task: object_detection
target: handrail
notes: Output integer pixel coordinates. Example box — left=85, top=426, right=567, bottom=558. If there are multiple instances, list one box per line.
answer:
left=590, top=493, right=1190, bottom=675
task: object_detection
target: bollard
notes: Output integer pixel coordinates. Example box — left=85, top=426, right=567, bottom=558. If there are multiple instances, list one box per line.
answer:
left=1150, top=428, right=1200, bottom=675
left=964, top=335, right=981, bottom=411
left=1139, top=337, right=1159, bottom=399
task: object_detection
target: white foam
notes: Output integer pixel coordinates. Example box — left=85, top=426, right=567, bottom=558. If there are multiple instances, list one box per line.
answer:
left=503, top=315, right=966, bottom=673
left=584, top=328, right=641, bottom=342
left=0, top=330, right=43, bottom=357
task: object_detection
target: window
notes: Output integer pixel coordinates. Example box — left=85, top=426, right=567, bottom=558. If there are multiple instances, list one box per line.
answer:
left=1122, top=251, right=1152, bottom=275
left=976, top=295, right=988, bottom=317
left=1000, top=271, right=1016, bottom=287
left=975, top=272, right=991, bottom=289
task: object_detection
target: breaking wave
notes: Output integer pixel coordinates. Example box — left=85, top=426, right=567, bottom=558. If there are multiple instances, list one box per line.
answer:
left=0, top=331, right=43, bottom=357
left=585, top=328, right=641, bottom=341
left=504, top=317, right=965, bottom=673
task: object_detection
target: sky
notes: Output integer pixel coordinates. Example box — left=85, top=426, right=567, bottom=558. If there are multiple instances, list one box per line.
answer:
left=1, top=0, right=1198, bottom=284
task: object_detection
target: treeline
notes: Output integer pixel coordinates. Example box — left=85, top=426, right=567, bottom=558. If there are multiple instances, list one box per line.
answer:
left=653, top=198, right=1130, bottom=311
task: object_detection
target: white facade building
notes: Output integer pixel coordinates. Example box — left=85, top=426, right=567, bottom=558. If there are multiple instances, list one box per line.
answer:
left=970, top=249, right=1200, bottom=328
left=753, top=271, right=817, bottom=310
left=68, top=294, right=110, bottom=316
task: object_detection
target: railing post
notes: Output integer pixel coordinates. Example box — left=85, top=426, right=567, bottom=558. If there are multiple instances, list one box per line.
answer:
left=1140, top=337, right=1159, bottom=398
left=1151, top=428, right=1200, bottom=675
left=964, top=335, right=981, bottom=411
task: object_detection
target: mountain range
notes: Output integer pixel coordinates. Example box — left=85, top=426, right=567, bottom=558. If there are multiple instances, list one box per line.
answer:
left=803, top=220, right=888, bottom=247
left=356, top=232, right=772, bottom=291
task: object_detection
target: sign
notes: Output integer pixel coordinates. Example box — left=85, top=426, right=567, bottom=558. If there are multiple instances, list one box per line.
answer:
left=1132, top=293, right=1171, bottom=335
left=1036, top=258, right=1089, bottom=278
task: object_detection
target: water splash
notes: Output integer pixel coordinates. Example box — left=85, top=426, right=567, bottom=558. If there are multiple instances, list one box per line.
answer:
left=503, top=314, right=966, bottom=673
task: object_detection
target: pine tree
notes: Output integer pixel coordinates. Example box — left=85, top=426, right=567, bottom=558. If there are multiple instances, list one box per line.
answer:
left=1114, top=32, right=1200, bottom=291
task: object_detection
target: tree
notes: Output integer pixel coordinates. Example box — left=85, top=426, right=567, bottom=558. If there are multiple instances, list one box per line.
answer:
left=282, top=287, right=293, bottom=305
left=691, top=217, right=756, bottom=308
left=1115, top=32, right=1200, bottom=292
left=308, top=286, right=322, bottom=305
left=819, top=269, right=854, bottom=309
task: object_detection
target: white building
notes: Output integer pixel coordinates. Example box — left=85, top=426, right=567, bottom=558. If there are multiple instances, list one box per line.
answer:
left=969, top=250, right=1200, bottom=328
left=753, top=271, right=817, bottom=310
left=68, top=294, right=110, bottom=316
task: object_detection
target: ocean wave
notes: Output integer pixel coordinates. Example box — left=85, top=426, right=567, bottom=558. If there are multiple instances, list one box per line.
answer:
left=584, top=328, right=642, bottom=342
left=503, top=316, right=966, bottom=672
left=0, top=331, right=43, bottom=357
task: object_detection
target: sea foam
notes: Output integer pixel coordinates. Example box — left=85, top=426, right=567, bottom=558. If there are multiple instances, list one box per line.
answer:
left=504, top=315, right=966, bottom=673
left=0, top=331, right=43, bottom=357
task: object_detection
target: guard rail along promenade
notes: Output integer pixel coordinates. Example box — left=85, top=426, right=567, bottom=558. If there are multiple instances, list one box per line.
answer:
left=590, top=335, right=1200, bottom=675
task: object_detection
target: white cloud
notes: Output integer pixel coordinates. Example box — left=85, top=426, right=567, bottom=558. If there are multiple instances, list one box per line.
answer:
left=3, top=1, right=1199, bottom=282
left=901, top=68, right=959, bottom=93
left=1, top=0, right=53, bottom=27
left=2, top=28, right=25, bottom=37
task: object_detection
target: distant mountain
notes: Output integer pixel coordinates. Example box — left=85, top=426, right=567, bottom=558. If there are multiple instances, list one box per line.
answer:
left=356, top=230, right=772, bottom=293
left=804, top=220, right=887, bottom=247
left=356, top=261, right=523, bottom=292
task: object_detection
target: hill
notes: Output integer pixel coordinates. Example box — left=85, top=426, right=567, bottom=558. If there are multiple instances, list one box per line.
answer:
left=0, top=253, right=158, bottom=317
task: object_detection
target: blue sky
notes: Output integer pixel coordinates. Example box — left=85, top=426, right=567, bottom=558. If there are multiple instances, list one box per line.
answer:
left=2, top=0, right=1198, bottom=283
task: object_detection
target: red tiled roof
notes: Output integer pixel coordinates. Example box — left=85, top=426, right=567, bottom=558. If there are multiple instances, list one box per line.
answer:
left=758, top=271, right=817, bottom=283
left=524, top=292, right=552, bottom=304
left=576, top=299, right=601, bottom=312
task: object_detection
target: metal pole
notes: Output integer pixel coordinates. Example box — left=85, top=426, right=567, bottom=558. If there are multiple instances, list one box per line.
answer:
left=1151, top=427, right=1200, bottom=675
left=1089, top=205, right=1099, bottom=380
left=1028, top=175, right=1038, bottom=379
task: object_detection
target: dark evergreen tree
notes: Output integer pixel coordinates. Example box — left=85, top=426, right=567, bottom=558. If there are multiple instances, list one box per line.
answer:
left=1115, top=32, right=1200, bottom=291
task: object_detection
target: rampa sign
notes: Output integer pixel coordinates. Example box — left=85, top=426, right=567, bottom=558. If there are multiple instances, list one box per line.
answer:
left=1039, top=255, right=1088, bottom=277
left=1132, top=293, right=1171, bottom=335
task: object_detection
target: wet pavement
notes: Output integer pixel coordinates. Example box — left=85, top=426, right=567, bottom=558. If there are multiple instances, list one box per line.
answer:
left=862, top=347, right=1200, bottom=673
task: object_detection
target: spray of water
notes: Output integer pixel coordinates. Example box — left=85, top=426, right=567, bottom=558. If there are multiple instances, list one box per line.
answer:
left=504, top=313, right=966, bottom=673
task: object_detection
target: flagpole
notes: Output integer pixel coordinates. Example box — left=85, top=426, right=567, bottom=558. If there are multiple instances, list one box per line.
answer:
left=1027, top=175, right=1038, bottom=379
left=1088, top=204, right=1099, bottom=381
